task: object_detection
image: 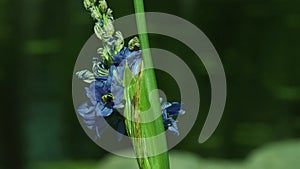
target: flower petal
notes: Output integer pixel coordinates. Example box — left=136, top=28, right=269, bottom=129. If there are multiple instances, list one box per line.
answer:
left=96, top=102, right=113, bottom=117
left=168, top=120, right=179, bottom=136
left=77, top=102, right=95, bottom=117
left=76, top=70, right=96, bottom=83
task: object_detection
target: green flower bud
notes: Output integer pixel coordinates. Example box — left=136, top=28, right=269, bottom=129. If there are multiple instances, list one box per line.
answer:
left=128, top=37, right=140, bottom=50
left=103, top=35, right=116, bottom=56
left=99, top=0, right=108, bottom=13
left=104, top=19, right=114, bottom=36
left=114, top=31, right=124, bottom=53
left=106, top=8, right=114, bottom=20
left=83, top=0, right=96, bottom=10
left=90, top=6, right=101, bottom=20
left=94, top=22, right=105, bottom=40
left=76, top=70, right=95, bottom=83
left=97, top=48, right=108, bottom=61
left=93, top=60, right=109, bottom=76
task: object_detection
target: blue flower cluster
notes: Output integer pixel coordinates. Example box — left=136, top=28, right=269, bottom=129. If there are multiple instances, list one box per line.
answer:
left=77, top=46, right=185, bottom=140
left=76, top=0, right=185, bottom=140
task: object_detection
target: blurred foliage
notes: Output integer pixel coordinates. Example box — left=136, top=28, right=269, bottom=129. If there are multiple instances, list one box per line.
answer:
left=247, top=140, right=300, bottom=169
left=33, top=140, right=300, bottom=169
left=32, top=161, right=97, bottom=169
left=0, top=0, right=300, bottom=169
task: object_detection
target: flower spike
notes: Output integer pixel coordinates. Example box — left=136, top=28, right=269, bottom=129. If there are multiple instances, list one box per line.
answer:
left=76, top=0, right=185, bottom=142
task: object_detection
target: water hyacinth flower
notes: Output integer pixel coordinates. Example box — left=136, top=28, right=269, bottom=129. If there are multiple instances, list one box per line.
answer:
left=161, top=101, right=185, bottom=136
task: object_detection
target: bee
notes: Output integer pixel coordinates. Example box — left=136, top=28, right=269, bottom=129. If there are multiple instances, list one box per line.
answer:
left=102, top=93, right=113, bottom=102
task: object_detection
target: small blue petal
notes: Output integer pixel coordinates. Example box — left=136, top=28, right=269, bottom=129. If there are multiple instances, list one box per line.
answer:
left=111, top=85, right=124, bottom=109
left=166, top=102, right=183, bottom=116
left=162, top=109, right=168, bottom=120
left=113, top=47, right=131, bottom=65
left=85, top=85, right=97, bottom=104
left=84, top=119, right=96, bottom=130
left=94, top=76, right=109, bottom=101
left=77, top=102, right=95, bottom=117
left=161, top=102, right=172, bottom=110
left=168, top=125, right=179, bottom=136
left=96, top=102, right=113, bottom=117
left=127, top=51, right=142, bottom=76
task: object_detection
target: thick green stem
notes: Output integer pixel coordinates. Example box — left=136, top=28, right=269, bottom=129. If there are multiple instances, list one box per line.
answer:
left=129, top=0, right=170, bottom=169
left=133, top=0, right=151, bottom=67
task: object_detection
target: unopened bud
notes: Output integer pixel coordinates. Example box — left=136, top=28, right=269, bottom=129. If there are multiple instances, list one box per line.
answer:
left=99, top=0, right=108, bottom=13
left=90, top=6, right=101, bottom=20
left=83, top=0, right=96, bottom=10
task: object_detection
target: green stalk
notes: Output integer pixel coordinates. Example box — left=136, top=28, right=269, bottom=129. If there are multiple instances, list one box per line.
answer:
left=124, top=0, right=170, bottom=168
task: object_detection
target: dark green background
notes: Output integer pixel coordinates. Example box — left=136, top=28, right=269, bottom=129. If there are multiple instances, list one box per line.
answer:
left=1, top=0, right=300, bottom=169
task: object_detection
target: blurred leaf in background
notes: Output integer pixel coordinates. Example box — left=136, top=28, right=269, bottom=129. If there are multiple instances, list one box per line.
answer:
left=33, top=140, right=300, bottom=169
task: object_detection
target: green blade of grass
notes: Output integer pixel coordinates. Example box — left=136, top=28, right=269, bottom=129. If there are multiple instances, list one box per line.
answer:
left=122, top=0, right=170, bottom=168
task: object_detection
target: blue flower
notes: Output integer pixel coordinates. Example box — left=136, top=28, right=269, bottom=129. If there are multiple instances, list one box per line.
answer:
left=77, top=73, right=119, bottom=139
left=161, top=102, right=185, bottom=136
left=77, top=102, right=108, bottom=139
left=84, top=81, right=113, bottom=117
